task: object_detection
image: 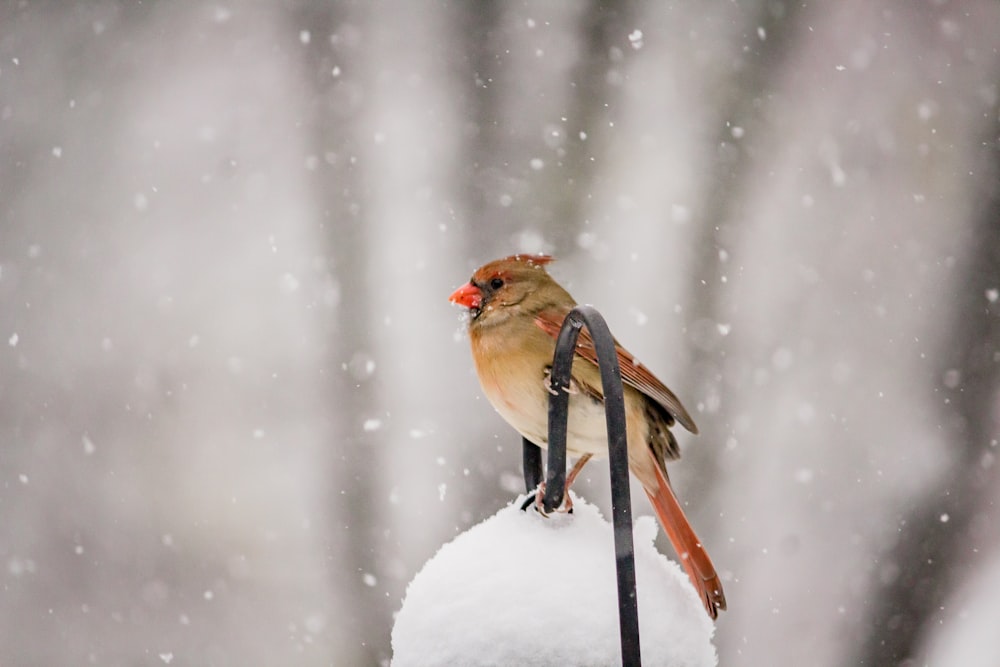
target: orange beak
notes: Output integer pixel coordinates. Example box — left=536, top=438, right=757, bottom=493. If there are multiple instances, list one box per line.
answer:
left=449, top=282, right=482, bottom=309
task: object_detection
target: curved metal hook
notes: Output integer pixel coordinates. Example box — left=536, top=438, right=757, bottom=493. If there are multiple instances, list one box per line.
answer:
left=522, top=304, right=641, bottom=666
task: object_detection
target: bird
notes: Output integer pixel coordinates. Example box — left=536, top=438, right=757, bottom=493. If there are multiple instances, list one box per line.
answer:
left=448, top=253, right=726, bottom=619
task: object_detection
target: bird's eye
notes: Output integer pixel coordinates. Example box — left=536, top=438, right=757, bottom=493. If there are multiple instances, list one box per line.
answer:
left=490, top=277, right=504, bottom=290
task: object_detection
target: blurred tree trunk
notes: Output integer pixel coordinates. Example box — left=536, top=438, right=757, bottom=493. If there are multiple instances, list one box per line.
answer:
left=679, top=0, right=804, bottom=504
left=453, top=0, right=507, bottom=253
left=542, top=0, right=634, bottom=252
left=706, top=2, right=997, bottom=663
left=455, top=0, right=619, bottom=258
left=449, top=0, right=632, bottom=510
left=856, top=113, right=1000, bottom=666
left=289, top=2, right=380, bottom=663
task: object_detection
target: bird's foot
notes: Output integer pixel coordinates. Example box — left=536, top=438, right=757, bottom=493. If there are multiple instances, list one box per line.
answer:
left=542, top=369, right=560, bottom=396
left=519, top=454, right=592, bottom=515
left=542, top=367, right=579, bottom=396
left=521, top=481, right=574, bottom=516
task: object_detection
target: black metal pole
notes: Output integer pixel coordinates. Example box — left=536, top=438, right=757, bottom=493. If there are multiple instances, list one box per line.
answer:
left=522, top=437, right=543, bottom=494
left=531, top=304, right=641, bottom=667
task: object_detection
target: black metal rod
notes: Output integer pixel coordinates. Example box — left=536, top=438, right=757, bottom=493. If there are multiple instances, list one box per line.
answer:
left=540, top=314, right=578, bottom=512
left=532, top=304, right=641, bottom=667
left=522, top=437, right=543, bottom=493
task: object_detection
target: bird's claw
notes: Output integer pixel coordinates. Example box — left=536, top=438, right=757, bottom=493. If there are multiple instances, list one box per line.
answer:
left=521, top=482, right=574, bottom=516
left=542, top=368, right=578, bottom=397
left=542, top=371, right=560, bottom=396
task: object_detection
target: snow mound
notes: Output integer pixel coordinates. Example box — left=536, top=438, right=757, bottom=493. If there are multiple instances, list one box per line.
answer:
left=391, top=494, right=717, bottom=667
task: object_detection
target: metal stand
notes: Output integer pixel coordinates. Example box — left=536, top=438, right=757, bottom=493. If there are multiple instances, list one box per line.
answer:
left=521, top=305, right=641, bottom=667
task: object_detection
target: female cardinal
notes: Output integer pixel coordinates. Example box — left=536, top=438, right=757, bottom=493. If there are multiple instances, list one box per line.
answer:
left=449, top=253, right=726, bottom=619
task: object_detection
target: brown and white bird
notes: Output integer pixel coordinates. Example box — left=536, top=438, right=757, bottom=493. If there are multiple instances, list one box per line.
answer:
left=449, top=253, right=726, bottom=619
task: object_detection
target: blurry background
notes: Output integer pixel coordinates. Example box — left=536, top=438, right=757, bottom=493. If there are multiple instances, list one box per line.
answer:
left=1, top=1, right=998, bottom=665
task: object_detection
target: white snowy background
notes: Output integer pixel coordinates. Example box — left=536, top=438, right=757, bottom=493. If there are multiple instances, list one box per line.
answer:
left=1, top=1, right=998, bottom=665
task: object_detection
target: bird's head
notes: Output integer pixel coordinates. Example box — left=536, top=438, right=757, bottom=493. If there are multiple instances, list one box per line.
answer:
left=449, top=254, right=569, bottom=327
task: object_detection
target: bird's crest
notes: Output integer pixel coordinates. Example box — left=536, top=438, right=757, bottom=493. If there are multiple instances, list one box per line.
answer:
left=500, top=253, right=553, bottom=268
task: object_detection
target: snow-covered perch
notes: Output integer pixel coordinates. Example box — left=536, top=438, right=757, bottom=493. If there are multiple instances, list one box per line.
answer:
left=391, top=494, right=717, bottom=667
left=393, top=303, right=719, bottom=664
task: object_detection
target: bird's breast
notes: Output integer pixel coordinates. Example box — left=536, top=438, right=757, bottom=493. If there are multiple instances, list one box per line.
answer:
left=470, top=326, right=615, bottom=457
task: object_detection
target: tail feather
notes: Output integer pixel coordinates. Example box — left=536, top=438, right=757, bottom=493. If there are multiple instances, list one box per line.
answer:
left=644, top=449, right=726, bottom=619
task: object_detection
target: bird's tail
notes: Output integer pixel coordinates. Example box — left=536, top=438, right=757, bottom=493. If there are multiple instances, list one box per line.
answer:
left=643, top=449, right=726, bottom=619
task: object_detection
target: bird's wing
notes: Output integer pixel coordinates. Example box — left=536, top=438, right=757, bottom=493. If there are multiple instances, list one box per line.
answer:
left=534, top=309, right=698, bottom=434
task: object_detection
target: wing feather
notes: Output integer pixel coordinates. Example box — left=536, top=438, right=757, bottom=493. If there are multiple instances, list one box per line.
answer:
left=535, top=309, right=698, bottom=434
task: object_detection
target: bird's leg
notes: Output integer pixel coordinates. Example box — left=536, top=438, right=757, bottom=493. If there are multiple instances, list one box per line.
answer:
left=531, top=453, right=594, bottom=515
left=565, top=453, right=593, bottom=491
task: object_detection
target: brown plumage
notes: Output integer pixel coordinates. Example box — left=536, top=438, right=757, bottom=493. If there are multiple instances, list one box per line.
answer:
left=449, top=253, right=726, bottom=619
